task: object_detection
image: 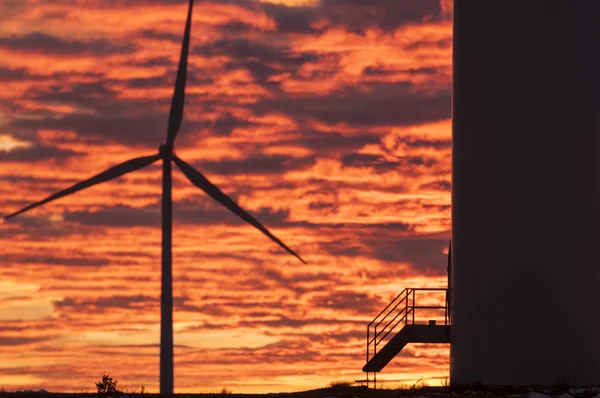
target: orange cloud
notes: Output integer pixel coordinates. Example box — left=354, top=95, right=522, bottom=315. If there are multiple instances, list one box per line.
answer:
left=0, top=0, right=451, bottom=393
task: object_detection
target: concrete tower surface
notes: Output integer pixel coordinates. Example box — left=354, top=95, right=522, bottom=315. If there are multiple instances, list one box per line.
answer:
left=451, top=0, right=600, bottom=386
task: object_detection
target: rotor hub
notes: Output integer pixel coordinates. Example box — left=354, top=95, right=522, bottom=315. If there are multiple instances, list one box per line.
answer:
left=159, top=144, right=173, bottom=156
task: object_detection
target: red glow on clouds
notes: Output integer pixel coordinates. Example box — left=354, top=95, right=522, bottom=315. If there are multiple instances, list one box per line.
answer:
left=0, top=0, right=451, bottom=393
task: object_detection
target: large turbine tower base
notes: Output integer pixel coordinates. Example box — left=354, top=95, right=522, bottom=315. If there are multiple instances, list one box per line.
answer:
left=451, top=0, right=600, bottom=386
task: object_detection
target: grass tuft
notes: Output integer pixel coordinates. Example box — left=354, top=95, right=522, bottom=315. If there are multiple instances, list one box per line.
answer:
left=327, top=380, right=354, bottom=389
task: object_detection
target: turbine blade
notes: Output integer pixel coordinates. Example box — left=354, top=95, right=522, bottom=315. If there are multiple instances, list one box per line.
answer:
left=173, top=155, right=306, bottom=264
left=4, top=153, right=162, bottom=219
left=165, top=0, right=194, bottom=147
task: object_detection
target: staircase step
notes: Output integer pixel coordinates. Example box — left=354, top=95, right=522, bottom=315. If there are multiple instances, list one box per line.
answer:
left=362, top=324, right=450, bottom=372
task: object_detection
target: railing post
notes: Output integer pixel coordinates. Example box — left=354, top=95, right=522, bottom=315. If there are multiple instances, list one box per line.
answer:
left=445, top=288, right=448, bottom=325
left=367, top=325, right=370, bottom=363
left=405, top=289, right=410, bottom=325
left=412, top=289, right=415, bottom=324
left=374, top=325, right=377, bottom=357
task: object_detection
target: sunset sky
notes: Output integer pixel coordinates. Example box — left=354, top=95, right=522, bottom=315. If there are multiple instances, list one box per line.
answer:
left=0, top=0, right=452, bottom=393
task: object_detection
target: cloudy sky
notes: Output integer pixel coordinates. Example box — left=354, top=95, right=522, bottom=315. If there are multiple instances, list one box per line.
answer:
left=0, top=0, right=452, bottom=393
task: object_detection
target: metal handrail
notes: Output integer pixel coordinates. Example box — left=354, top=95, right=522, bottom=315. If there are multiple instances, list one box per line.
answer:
left=366, top=287, right=449, bottom=367
left=376, top=294, right=409, bottom=338
left=377, top=306, right=412, bottom=343
left=367, top=290, right=407, bottom=327
left=367, top=289, right=407, bottom=363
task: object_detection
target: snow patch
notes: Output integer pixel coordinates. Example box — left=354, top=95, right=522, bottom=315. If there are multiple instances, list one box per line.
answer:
left=556, top=393, right=573, bottom=398
left=528, top=392, right=552, bottom=398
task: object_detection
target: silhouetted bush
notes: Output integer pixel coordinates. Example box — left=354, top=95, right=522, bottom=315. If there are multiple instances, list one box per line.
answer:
left=96, top=373, right=118, bottom=396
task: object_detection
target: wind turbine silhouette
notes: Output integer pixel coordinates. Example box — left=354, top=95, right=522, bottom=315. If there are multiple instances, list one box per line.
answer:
left=3, top=0, right=305, bottom=394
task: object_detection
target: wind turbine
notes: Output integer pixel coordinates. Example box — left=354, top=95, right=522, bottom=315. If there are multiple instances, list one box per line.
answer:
left=3, top=0, right=305, bottom=394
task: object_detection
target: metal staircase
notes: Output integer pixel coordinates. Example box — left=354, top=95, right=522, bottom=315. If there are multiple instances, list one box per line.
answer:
left=361, top=288, right=450, bottom=388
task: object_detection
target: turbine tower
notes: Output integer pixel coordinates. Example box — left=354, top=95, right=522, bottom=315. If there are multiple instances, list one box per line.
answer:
left=3, top=0, right=305, bottom=393
left=452, top=0, right=600, bottom=386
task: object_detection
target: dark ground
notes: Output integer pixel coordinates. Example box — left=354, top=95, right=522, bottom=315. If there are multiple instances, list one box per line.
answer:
left=1, top=385, right=599, bottom=398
